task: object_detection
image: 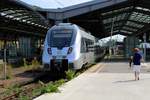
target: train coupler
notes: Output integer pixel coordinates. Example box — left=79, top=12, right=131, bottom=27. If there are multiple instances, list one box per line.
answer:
left=50, top=59, right=68, bottom=72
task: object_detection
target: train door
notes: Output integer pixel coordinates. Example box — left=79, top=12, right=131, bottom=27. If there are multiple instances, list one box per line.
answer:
left=80, top=38, right=86, bottom=65
left=83, top=38, right=87, bottom=64
left=85, top=39, right=95, bottom=64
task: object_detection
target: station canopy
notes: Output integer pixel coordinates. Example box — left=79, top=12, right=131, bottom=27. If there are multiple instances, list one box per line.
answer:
left=101, top=0, right=150, bottom=38
left=69, top=0, right=150, bottom=39
left=1, top=0, right=150, bottom=40
left=0, top=0, right=49, bottom=39
left=36, top=0, right=150, bottom=39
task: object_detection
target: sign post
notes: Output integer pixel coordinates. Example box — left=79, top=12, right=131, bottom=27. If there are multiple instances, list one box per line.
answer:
left=3, top=48, right=7, bottom=80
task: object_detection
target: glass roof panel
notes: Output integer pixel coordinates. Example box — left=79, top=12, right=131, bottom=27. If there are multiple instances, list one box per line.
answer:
left=126, top=21, right=144, bottom=28
left=2, top=10, right=15, bottom=15
left=0, top=12, right=7, bottom=16
left=129, top=12, right=150, bottom=24
left=114, top=13, right=127, bottom=21
left=101, top=6, right=132, bottom=16
left=1, top=9, right=26, bottom=18
left=122, top=26, right=137, bottom=32
left=0, top=8, right=48, bottom=28
left=103, top=18, right=112, bottom=24
left=108, top=30, right=119, bottom=33
left=13, top=17, right=21, bottom=20
left=113, top=30, right=119, bottom=33
left=120, top=30, right=132, bottom=34
left=105, top=22, right=123, bottom=29
left=103, top=13, right=128, bottom=24
left=136, top=7, right=150, bottom=12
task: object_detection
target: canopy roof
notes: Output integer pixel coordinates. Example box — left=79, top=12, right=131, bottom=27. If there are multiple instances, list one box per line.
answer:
left=38, top=0, right=150, bottom=39
left=0, top=0, right=49, bottom=38
left=101, top=0, right=150, bottom=37
left=1, top=0, right=150, bottom=40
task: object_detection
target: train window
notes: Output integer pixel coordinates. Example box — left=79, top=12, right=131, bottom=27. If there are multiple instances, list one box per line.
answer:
left=81, top=38, right=86, bottom=53
left=49, top=29, right=73, bottom=48
left=80, top=38, right=94, bottom=53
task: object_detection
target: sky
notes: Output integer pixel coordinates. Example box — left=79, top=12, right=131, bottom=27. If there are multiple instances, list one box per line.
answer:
left=21, top=0, right=94, bottom=9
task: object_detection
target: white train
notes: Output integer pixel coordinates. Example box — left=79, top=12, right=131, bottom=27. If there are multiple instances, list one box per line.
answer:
left=42, top=23, right=105, bottom=72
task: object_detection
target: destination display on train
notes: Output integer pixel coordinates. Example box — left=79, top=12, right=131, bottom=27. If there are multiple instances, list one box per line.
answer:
left=52, top=29, right=73, bottom=38
left=53, top=33, right=72, bottom=38
left=52, top=29, right=72, bottom=33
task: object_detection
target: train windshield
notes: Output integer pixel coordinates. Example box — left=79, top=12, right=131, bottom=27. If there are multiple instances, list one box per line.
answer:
left=49, top=29, right=73, bottom=48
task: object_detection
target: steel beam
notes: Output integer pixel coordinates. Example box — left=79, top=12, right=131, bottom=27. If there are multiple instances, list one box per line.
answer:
left=46, top=0, right=128, bottom=20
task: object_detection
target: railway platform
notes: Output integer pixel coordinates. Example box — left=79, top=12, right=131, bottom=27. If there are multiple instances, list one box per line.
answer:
left=35, top=57, right=150, bottom=100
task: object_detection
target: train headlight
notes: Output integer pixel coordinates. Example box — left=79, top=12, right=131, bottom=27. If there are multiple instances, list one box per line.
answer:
left=47, top=48, right=52, bottom=55
left=67, top=47, right=73, bottom=54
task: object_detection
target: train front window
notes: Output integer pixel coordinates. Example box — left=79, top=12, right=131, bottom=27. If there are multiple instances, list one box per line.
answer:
left=49, top=30, right=73, bottom=48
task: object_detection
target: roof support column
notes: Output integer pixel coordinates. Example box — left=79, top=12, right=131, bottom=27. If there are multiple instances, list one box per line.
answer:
left=47, top=12, right=64, bottom=25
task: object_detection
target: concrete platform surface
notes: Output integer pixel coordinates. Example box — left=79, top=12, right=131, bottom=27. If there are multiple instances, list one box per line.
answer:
left=34, top=62, right=150, bottom=100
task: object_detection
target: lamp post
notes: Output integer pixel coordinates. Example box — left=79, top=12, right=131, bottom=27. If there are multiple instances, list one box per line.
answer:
left=109, top=17, right=115, bottom=57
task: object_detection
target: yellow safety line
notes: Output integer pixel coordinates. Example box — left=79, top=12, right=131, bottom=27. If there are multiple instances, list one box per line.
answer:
left=96, top=63, right=105, bottom=73
left=85, top=63, right=105, bottom=73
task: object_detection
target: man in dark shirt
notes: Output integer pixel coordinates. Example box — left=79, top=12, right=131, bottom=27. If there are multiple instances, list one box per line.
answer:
left=132, top=48, right=142, bottom=80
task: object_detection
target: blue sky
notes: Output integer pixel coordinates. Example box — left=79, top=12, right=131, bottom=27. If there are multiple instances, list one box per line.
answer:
left=21, top=0, right=94, bottom=9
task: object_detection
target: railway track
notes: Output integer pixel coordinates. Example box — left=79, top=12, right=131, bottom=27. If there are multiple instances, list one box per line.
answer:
left=0, top=72, right=60, bottom=100
left=0, top=63, right=99, bottom=100
left=1, top=83, right=41, bottom=100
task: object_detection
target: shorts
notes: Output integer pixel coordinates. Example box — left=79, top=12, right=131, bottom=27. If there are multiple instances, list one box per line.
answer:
left=133, top=65, right=141, bottom=72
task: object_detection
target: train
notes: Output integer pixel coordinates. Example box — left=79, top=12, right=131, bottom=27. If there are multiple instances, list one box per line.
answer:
left=42, top=23, right=105, bottom=72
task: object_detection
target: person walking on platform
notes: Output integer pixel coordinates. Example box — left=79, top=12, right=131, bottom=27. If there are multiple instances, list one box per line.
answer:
left=132, top=48, right=142, bottom=81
